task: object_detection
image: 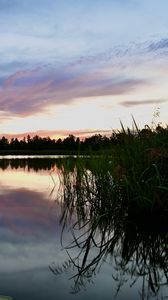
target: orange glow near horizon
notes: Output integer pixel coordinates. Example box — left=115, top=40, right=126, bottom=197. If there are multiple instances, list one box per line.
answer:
left=0, top=167, right=60, bottom=198
left=0, top=90, right=167, bottom=141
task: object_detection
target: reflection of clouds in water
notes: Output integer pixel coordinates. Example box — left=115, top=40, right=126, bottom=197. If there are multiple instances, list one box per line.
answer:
left=0, top=165, right=162, bottom=299
left=0, top=168, right=59, bottom=194
left=0, top=166, right=89, bottom=300
left=0, top=186, right=65, bottom=274
left=0, top=189, right=61, bottom=237
left=0, top=233, right=60, bottom=273
left=0, top=176, right=86, bottom=300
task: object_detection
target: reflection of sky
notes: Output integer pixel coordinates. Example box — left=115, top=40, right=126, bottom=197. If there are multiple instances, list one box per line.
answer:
left=0, top=166, right=68, bottom=299
left=0, top=167, right=59, bottom=194
left=0, top=168, right=63, bottom=270
left=0, top=165, right=118, bottom=299
left=0, top=164, right=167, bottom=299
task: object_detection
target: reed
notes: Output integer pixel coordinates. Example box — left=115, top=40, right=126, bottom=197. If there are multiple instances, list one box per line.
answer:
left=60, top=122, right=168, bottom=218
left=51, top=122, right=168, bottom=297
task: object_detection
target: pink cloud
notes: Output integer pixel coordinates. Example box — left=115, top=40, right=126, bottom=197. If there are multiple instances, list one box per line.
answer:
left=0, top=128, right=112, bottom=140
left=0, top=62, right=146, bottom=116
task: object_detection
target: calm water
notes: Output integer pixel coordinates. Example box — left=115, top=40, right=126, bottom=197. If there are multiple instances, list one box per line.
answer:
left=0, top=157, right=167, bottom=300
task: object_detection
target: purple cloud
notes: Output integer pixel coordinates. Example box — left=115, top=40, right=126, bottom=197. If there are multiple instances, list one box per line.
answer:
left=0, top=64, right=146, bottom=116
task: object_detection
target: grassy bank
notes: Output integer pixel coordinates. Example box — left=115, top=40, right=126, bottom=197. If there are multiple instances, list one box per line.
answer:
left=60, top=124, right=168, bottom=222
left=0, top=124, right=167, bottom=297
left=52, top=125, right=168, bottom=297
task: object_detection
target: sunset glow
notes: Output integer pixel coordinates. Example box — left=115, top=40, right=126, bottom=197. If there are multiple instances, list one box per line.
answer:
left=0, top=0, right=168, bottom=139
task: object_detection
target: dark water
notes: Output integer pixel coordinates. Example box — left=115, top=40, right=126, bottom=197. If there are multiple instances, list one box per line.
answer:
left=0, top=157, right=167, bottom=300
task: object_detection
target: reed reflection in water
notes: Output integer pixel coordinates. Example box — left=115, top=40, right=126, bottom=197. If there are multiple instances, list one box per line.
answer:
left=0, top=157, right=167, bottom=299
left=51, top=158, right=168, bottom=299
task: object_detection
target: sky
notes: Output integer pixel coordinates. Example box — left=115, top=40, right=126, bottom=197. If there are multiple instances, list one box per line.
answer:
left=0, top=0, right=168, bottom=139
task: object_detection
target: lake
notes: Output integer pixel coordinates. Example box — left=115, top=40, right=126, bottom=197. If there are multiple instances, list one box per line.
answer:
left=0, top=157, right=167, bottom=300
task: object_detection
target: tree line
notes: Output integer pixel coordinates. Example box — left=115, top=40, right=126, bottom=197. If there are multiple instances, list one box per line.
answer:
left=0, top=124, right=167, bottom=153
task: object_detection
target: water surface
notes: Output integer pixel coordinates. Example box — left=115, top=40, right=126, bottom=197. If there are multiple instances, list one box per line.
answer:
left=0, top=157, right=167, bottom=299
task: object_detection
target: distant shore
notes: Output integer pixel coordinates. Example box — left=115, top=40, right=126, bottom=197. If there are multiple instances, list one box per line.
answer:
left=0, top=149, right=84, bottom=156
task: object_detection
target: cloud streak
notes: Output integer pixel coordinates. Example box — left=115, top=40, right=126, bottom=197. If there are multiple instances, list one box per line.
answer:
left=148, top=39, right=168, bottom=52
left=0, top=128, right=112, bottom=140
left=0, top=62, right=146, bottom=116
left=120, top=99, right=167, bottom=107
